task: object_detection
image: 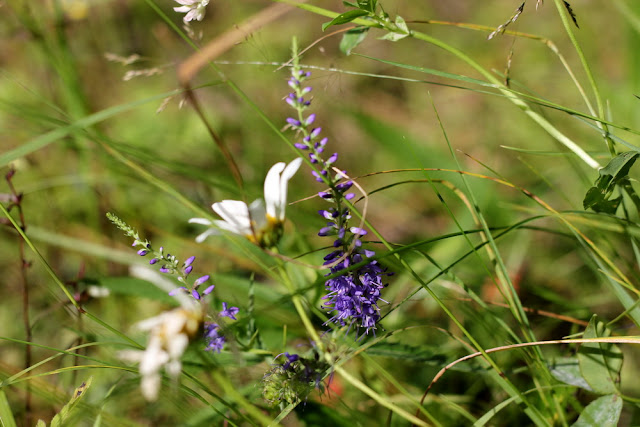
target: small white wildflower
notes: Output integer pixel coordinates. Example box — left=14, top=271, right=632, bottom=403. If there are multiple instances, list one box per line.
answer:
left=189, top=158, right=302, bottom=247
left=173, top=0, right=209, bottom=24
left=86, top=286, right=110, bottom=298
left=119, top=307, right=202, bottom=401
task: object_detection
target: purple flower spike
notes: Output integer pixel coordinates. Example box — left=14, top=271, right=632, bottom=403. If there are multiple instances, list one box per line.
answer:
left=183, top=265, right=193, bottom=275
left=203, top=284, right=215, bottom=296
left=204, top=322, right=225, bottom=353
left=192, top=290, right=201, bottom=300
left=149, top=258, right=159, bottom=265
left=159, top=267, right=171, bottom=273
left=350, top=227, right=368, bottom=236
left=310, top=127, right=322, bottom=138
left=137, top=249, right=149, bottom=256
left=305, top=114, right=316, bottom=125
left=184, top=256, right=196, bottom=267
left=318, top=226, right=334, bottom=236
left=286, top=117, right=301, bottom=127
left=169, top=286, right=187, bottom=296
left=282, top=352, right=300, bottom=370
left=220, top=302, right=239, bottom=320
left=294, top=143, right=308, bottom=150
left=327, top=153, right=338, bottom=164
left=193, top=275, right=210, bottom=288
left=345, top=193, right=356, bottom=200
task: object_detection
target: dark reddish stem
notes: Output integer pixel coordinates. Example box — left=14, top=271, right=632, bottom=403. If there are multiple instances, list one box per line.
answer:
left=4, top=168, right=32, bottom=424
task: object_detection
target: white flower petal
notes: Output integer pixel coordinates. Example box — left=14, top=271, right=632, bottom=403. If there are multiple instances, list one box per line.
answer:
left=194, top=228, right=217, bottom=243
left=278, top=158, right=303, bottom=220
left=188, top=217, right=212, bottom=225
left=173, top=6, right=191, bottom=13
left=141, top=373, right=161, bottom=401
left=264, top=162, right=285, bottom=219
left=248, top=199, right=267, bottom=229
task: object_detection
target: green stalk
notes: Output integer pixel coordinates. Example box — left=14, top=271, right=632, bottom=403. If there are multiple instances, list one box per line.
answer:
left=335, top=366, right=430, bottom=426
left=552, top=0, right=615, bottom=156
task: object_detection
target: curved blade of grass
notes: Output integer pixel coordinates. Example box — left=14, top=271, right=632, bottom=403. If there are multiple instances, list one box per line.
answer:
left=0, top=89, right=180, bottom=168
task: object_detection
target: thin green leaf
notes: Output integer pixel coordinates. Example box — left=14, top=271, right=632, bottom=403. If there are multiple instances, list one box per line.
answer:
left=322, top=9, right=369, bottom=31
left=356, top=0, right=376, bottom=13
left=0, top=89, right=180, bottom=168
left=0, top=389, right=17, bottom=427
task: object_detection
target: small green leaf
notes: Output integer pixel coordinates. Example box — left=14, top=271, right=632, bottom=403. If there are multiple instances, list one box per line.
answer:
left=578, top=316, right=623, bottom=395
left=322, top=9, right=369, bottom=31
left=51, top=378, right=92, bottom=427
left=584, top=151, right=639, bottom=212
left=549, top=357, right=593, bottom=391
left=36, top=421, right=47, bottom=427
left=378, top=15, right=410, bottom=42
left=572, top=394, right=622, bottom=427
left=379, top=31, right=409, bottom=42
left=356, top=0, right=377, bottom=13
left=339, top=27, right=369, bottom=55
left=394, top=15, right=409, bottom=33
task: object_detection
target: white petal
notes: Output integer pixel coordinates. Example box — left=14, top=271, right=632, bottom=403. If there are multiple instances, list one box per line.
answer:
left=165, top=359, right=183, bottom=378
left=248, top=199, right=267, bottom=229
left=173, top=6, right=191, bottom=13
left=194, top=228, right=217, bottom=243
left=174, top=0, right=197, bottom=5
left=211, top=200, right=256, bottom=235
left=278, top=158, right=303, bottom=220
left=188, top=217, right=212, bottom=225
left=141, top=373, right=161, bottom=401
left=118, top=350, right=143, bottom=363
left=167, top=333, right=189, bottom=360
left=264, top=162, right=285, bottom=219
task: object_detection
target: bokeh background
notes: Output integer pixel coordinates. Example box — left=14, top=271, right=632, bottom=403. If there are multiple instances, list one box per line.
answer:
left=2, top=0, right=640, bottom=424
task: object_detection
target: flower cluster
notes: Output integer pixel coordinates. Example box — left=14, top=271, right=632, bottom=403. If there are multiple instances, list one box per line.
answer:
left=189, top=158, right=302, bottom=248
left=108, top=213, right=241, bottom=399
left=173, top=0, right=209, bottom=24
left=284, top=65, right=391, bottom=336
left=119, top=306, right=203, bottom=401
left=107, top=213, right=214, bottom=300
left=262, top=351, right=329, bottom=407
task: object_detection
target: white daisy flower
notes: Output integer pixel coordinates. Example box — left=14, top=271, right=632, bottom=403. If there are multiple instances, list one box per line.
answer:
left=189, top=158, right=303, bottom=247
left=119, top=307, right=202, bottom=401
left=173, top=0, right=209, bottom=24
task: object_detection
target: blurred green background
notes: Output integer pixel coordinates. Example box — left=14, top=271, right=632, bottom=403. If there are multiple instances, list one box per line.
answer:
left=2, top=0, right=640, bottom=424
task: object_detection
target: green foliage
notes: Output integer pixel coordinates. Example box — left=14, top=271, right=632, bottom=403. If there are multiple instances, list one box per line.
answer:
left=0, top=390, right=17, bottom=427
left=583, top=151, right=639, bottom=214
left=578, top=316, right=623, bottom=395
left=2, top=0, right=640, bottom=425
left=37, top=378, right=92, bottom=427
left=572, top=394, right=622, bottom=427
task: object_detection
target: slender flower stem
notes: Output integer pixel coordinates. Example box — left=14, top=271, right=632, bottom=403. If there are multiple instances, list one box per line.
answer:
left=275, top=260, right=323, bottom=348
left=335, top=366, right=430, bottom=427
